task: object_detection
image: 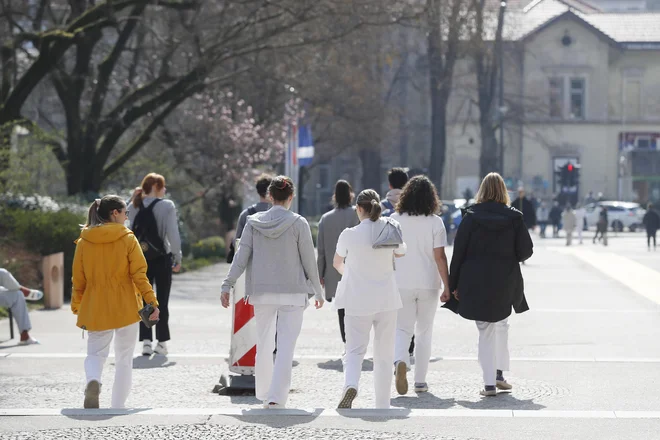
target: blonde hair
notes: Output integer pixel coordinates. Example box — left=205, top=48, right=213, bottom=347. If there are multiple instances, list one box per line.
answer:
left=475, top=173, right=510, bottom=205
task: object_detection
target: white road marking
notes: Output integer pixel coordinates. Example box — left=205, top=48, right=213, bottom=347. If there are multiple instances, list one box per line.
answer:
left=2, top=408, right=660, bottom=419
left=552, top=247, right=660, bottom=306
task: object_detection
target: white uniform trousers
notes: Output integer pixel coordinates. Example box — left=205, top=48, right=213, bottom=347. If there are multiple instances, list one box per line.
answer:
left=85, top=323, right=138, bottom=408
left=253, top=304, right=305, bottom=405
left=394, top=289, right=439, bottom=384
left=476, top=318, right=510, bottom=386
left=344, top=310, right=397, bottom=409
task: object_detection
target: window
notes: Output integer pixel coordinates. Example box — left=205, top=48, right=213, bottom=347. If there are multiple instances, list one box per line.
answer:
left=549, top=77, right=564, bottom=118
left=624, top=79, right=642, bottom=120
left=548, top=76, right=586, bottom=120
left=569, top=78, right=585, bottom=120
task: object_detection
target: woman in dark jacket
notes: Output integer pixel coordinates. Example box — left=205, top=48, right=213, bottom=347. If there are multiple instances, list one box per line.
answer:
left=643, top=204, right=660, bottom=251
left=444, top=173, right=533, bottom=397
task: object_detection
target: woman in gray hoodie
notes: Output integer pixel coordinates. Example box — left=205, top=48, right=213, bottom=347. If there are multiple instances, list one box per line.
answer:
left=221, top=175, right=324, bottom=409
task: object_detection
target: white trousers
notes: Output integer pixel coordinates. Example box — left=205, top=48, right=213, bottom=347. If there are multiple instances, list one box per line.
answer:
left=394, top=289, right=438, bottom=384
left=85, top=323, right=138, bottom=408
left=476, top=319, right=510, bottom=386
left=344, top=310, right=397, bottom=409
left=0, top=269, right=31, bottom=332
left=253, top=304, right=305, bottom=405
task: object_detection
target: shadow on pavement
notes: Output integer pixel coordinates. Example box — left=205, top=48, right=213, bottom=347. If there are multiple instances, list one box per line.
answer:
left=130, top=356, right=177, bottom=369
left=390, top=393, right=456, bottom=410
left=456, top=393, right=546, bottom=410
left=226, top=408, right=323, bottom=428
left=62, top=408, right=150, bottom=421
left=316, top=359, right=374, bottom=372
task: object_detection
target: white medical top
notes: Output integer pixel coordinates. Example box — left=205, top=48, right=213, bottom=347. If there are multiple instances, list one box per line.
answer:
left=391, top=213, right=447, bottom=291
left=333, top=219, right=405, bottom=316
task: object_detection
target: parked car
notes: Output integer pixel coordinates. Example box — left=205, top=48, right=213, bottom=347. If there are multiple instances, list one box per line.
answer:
left=585, top=201, right=646, bottom=232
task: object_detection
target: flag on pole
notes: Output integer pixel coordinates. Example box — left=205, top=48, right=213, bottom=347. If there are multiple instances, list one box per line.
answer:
left=297, top=124, right=314, bottom=167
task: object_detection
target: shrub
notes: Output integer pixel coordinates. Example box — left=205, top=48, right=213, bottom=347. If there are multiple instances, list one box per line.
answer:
left=191, top=236, right=226, bottom=259
left=1, top=207, right=83, bottom=301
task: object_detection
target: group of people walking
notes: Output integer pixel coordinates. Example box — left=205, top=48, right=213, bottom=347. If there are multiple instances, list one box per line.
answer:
left=222, top=169, right=533, bottom=409
left=70, top=172, right=181, bottom=409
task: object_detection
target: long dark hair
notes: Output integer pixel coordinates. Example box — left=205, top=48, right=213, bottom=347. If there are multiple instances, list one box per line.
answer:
left=84, top=195, right=126, bottom=228
left=332, top=180, right=353, bottom=209
left=356, top=189, right=382, bottom=222
left=396, top=176, right=440, bottom=216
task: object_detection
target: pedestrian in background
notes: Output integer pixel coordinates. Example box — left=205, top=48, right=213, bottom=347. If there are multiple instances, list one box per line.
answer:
left=381, top=167, right=409, bottom=217
left=549, top=202, right=562, bottom=238
left=643, top=204, right=660, bottom=251
left=221, top=176, right=324, bottom=409
left=593, top=206, right=608, bottom=246
left=562, top=205, right=577, bottom=246
left=234, top=174, right=273, bottom=244
left=444, top=173, right=533, bottom=397
left=317, top=180, right=359, bottom=347
left=536, top=202, right=549, bottom=238
left=574, top=203, right=586, bottom=245
left=511, top=188, right=537, bottom=230
left=391, top=176, right=450, bottom=395
left=333, top=189, right=406, bottom=409
left=72, top=195, right=160, bottom=409
left=128, top=173, right=182, bottom=356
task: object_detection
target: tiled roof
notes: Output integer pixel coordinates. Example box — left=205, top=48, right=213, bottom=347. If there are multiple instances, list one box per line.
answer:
left=581, top=13, right=660, bottom=42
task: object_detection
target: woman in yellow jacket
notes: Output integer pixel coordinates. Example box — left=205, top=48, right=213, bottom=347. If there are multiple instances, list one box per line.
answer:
left=72, top=195, right=160, bottom=409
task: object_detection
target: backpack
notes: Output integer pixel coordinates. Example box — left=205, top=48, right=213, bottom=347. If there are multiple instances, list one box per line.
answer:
left=132, top=199, right=167, bottom=261
left=226, top=205, right=259, bottom=264
left=381, top=200, right=395, bottom=217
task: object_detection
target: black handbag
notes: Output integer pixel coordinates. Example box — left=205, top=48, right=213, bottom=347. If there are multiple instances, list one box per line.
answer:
left=139, top=303, right=159, bottom=328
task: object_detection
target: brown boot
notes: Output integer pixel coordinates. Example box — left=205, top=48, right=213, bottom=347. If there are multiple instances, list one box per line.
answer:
left=84, top=380, right=101, bottom=409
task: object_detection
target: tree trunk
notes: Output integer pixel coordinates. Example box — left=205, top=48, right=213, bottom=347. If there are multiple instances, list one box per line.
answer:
left=359, top=148, right=382, bottom=192
left=429, top=90, right=447, bottom=195
left=479, top=116, right=499, bottom=178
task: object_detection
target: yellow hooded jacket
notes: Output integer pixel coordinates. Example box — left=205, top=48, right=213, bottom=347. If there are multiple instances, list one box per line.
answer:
left=72, top=222, right=158, bottom=331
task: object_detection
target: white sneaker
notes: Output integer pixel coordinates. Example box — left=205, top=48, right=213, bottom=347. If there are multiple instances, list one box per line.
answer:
left=154, top=342, right=168, bottom=355
left=24, top=290, right=43, bottom=301
left=18, top=337, right=39, bottom=346
left=142, top=341, right=153, bottom=356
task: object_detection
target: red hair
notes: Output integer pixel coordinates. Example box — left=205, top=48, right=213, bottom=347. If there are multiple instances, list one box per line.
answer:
left=133, top=173, right=166, bottom=208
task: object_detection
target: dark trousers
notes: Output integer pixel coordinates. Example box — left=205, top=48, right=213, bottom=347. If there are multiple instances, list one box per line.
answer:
left=139, top=255, right=172, bottom=342
left=648, top=230, right=657, bottom=248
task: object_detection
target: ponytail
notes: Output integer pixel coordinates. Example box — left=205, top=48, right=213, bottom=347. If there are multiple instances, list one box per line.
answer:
left=369, top=199, right=382, bottom=221
left=356, top=189, right=382, bottom=222
left=83, top=195, right=127, bottom=229
left=134, top=173, right=166, bottom=208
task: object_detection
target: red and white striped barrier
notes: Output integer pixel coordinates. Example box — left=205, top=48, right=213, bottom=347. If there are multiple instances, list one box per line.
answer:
left=229, top=273, right=256, bottom=375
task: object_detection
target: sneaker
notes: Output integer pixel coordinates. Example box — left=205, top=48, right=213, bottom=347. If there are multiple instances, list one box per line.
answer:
left=154, top=342, right=168, bottom=355
left=414, top=382, right=429, bottom=393
left=17, top=337, right=39, bottom=346
left=337, top=387, right=357, bottom=409
left=142, top=341, right=153, bottom=356
left=24, top=290, right=43, bottom=302
left=480, top=388, right=497, bottom=397
left=496, top=379, right=513, bottom=391
left=84, top=380, right=101, bottom=409
left=395, top=361, right=408, bottom=395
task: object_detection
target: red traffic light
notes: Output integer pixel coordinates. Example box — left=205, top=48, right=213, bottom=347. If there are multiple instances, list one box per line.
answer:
left=567, top=164, right=573, bottom=172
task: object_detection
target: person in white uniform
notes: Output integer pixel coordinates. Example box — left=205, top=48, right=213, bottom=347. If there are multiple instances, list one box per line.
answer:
left=391, top=176, right=450, bottom=395
left=333, top=189, right=406, bottom=409
left=221, top=176, right=324, bottom=409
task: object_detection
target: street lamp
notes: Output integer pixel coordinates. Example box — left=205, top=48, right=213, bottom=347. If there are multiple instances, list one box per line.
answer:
left=498, top=1, right=507, bottom=176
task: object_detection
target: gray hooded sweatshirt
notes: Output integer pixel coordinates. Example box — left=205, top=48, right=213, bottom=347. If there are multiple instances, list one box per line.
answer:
left=221, top=206, right=323, bottom=301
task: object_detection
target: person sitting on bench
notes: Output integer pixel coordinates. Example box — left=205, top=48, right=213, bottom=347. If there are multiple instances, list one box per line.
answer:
left=0, top=268, right=42, bottom=345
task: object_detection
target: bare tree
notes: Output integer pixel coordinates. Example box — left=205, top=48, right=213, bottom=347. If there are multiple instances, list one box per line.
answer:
left=0, top=0, right=400, bottom=196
